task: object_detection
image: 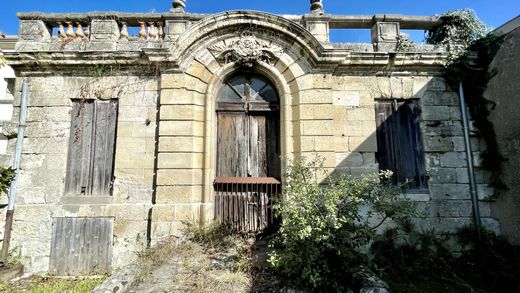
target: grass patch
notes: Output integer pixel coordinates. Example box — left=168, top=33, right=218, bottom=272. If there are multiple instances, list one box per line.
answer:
left=0, top=275, right=106, bottom=293
left=131, top=222, right=278, bottom=292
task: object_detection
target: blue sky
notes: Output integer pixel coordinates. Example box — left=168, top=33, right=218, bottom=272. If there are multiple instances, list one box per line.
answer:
left=1, top=1, right=518, bottom=42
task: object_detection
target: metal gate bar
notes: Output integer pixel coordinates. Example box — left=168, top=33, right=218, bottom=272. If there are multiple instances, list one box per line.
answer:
left=214, top=177, right=281, bottom=232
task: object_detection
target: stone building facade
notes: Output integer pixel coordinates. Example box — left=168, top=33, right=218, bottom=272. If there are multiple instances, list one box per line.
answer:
left=487, top=15, right=520, bottom=245
left=1, top=1, right=498, bottom=274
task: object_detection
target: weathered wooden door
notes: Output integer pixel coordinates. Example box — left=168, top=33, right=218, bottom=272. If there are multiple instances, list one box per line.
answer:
left=215, top=74, right=281, bottom=232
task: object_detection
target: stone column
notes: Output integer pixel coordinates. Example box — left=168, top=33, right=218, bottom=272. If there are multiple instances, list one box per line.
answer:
left=310, top=0, right=324, bottom=14
left=172, top=0, right=186, bottom=13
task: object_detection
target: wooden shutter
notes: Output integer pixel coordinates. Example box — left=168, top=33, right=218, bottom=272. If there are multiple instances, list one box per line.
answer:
left=49, top=217, right=113, bottom=275
left=65, top=101, right=95, bottom=195
left=65, top=100, right=118, bottom=195
left=375, top=100, right=428, bottom=191
left=91, top=100, right=118, bottom=195
left=217, top=113, right=248, bottom=177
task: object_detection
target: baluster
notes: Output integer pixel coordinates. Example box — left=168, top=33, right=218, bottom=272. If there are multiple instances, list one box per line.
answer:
left=138, top=22, right=147, bottom=40
left=120, top=22, right=129, bottom=40
left=157, top=21, right=164, bottom=40
left=75, top=22, right=85, bottom=40
left=65, top=21, right=75, bottom=39
left=57, top=23, right=66, bottom=40
left=148, top=22, right=157, bottom=41
left=84, top=24, right=90, bottom=40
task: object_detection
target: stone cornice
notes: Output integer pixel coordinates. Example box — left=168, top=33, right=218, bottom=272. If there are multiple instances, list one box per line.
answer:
left=4, top=49, right=447, bottom=75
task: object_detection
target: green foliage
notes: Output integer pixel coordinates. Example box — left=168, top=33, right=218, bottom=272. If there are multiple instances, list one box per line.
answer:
left=426, top=9, right=490, bottom=63
left=427, top=9, right=505, bottom=189
left=370, top=221, right=456, bottom=287
left=268, top=156, right=416, bottom=291
left=456, top=227, right=520, bottom=292
left=0, top=166, right=14, bottom=195
left=371, top=223, right=520, bottom=292
left=442, top=34, right=506, bottom=189
left=0, top=275, right=106, bottom=293
left=396, top=34, right=418, bottom=52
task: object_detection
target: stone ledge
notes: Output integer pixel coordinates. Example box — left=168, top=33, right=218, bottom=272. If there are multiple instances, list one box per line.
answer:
left=60, top=196, right=113, bottom=205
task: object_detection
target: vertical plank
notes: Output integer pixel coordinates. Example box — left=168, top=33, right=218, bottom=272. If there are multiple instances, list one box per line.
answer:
left=217, top=114, right=246, bottom=177
left=49, top=218, right=113, bottom=275
left=65, top=101, right=94, bottom=195
left=266, top=114, right=281, bottom=179
left=91, top=100, right=118, bottom=195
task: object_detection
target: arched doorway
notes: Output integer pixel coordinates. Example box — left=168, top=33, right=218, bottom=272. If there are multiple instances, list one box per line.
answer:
left=214, top=73, right=281, bottom=232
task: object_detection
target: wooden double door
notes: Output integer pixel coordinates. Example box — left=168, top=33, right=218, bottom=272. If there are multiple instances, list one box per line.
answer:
left=216, top=74, right=281, bottom=179
left=214, top=74, right=281, bottom=232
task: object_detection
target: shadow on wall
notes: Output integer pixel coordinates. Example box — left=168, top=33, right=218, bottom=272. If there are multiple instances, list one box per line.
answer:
left=304, top=77, right=498, bottom=235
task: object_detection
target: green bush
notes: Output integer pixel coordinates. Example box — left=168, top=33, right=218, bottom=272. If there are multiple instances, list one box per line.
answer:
left=371, top=223, right=520, bottom=292
left=426, top=9, right=489, bottom=63
left=268, top=156, right=415, bottom=291
left=0, top=166, right=14, bottom=195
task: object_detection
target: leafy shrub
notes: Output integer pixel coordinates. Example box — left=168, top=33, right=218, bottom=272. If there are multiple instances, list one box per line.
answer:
left=0, top=166, right=14, bottom=195
left=268, top=156, right=416, bottom=291
left=426, top=9, right=490, bottom=63
left=371, top=223, right=520, bottom=292
left=370, top=221, right=456, bottom=287
left=456, top=227, right=520, bottom=292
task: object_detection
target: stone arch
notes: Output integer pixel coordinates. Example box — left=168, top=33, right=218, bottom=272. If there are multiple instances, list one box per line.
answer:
left=172, top=11, right=324, bottom=70
left=159, top=12, right=323, bottom=222
left=198, top=61, right=297, bottom=209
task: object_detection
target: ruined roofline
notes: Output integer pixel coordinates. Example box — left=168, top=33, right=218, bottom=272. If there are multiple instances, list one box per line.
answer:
left=17, top=11, right=441, bottom=31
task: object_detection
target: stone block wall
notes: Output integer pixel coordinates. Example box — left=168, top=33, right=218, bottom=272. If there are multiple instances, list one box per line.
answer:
left=486, top=25, right=520, bottom=244
left=2, top=9, right=502, bottom=275
left=287, top=72, right=497, bottom=233
left=1, top=75, right=160, bottom=273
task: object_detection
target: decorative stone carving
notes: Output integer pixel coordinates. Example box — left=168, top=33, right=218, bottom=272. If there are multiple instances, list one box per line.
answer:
left=310, top=0, right=324, bottom=14
left=172, top=0, right=186, bottom=13
left=209, top=30, right=284, bottom=68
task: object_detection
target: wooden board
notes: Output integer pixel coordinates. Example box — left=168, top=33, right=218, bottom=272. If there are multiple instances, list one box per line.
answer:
left=65, top=100, right=118, bottom=196
left=375, top=100, right=428, bottom=191
left=91, top=100, right=118, bottom=195
left=49, top=217, right=113, bottom=276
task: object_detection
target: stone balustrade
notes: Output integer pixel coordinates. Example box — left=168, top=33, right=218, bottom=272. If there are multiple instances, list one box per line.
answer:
left=15, top=12, right=443, bottom=52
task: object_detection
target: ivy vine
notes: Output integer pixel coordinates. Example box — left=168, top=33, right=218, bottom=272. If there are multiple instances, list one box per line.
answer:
left=427, top=9, right=506, bottom=189
left=426, top=9, right=490, bottom=64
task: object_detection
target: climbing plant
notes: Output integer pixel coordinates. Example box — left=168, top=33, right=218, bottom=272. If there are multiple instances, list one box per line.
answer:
left=426, top=9, right=490, bottom=64
left=427, top=10, right=506, bottom=189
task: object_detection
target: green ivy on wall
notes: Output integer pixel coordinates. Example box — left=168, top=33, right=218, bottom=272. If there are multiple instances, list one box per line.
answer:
left=427, top=9, right=506, bottom=189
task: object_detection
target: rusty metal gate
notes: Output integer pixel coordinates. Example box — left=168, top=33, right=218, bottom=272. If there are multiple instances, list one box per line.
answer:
left=214, top=177, right=281, bottom=232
